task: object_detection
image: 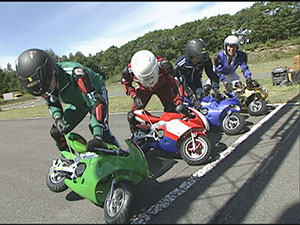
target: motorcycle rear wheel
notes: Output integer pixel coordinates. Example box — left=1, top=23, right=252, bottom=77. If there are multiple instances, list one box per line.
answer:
left=248, top=98, right=267, bottom=116
left=46, top=158, right=70, bottom=192
left=221, top=111, right=245, bottom=135
left=180, top=135, right=211, bottom=165
left=104, top=181, right=134, bottom=224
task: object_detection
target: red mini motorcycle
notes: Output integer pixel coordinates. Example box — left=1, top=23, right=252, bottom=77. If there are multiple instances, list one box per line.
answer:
left=130, top=106, right=212, bottom=165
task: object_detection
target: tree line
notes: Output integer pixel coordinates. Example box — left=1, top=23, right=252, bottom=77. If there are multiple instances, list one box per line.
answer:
left=1, top=1, right=299, bottom=96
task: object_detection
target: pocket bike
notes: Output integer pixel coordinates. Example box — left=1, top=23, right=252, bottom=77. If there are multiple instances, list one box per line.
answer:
left=232, top=80, right=268, bottom=116
left=131, top=106, right=212, bottom=165
left=46, top=132, right=150, bottom=224
left=183, top=92, right=245, bottom=135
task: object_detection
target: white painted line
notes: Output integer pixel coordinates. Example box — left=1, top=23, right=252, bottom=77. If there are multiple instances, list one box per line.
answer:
left=130, top=103, right=286, bottom=224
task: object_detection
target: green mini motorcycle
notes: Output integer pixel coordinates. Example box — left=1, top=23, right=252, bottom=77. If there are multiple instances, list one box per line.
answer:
left=46, top=132, right=150, bottom=224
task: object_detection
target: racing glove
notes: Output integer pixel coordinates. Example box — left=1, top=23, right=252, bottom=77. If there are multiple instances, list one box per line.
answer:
left=176, top=104, right=194, bottom=118
left=203, top=84, right=212, bottom=96
left=246, top=77, right=253, bottom=87
left=55, top=118, right=66, bottom=134
left=224, top=82, right=233, bottom=92
left=133, top=95, right=144, bottom=109
left=86, top=135, right=107, bottom=152
left=214, top=91, right=223, bottom=102
left=192, top=98, right=202, bottom=110
left=195, top=93, right=203, bottom=100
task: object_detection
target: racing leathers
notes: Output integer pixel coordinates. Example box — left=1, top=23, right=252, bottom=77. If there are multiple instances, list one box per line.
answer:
left=174, top=55, right=220, bottom=103
left=42, top=61, right=112, bottom=151
left=121, top=57, right=184, bottom=132
left=214, top=50, right=252, bottom=84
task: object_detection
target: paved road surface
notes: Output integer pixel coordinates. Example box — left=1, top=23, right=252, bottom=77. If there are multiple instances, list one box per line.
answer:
left=0, top=100, right=299, bottom=224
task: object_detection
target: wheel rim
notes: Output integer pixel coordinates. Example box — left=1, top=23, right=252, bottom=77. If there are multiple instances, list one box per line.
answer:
left=223, top=114, right=240, bottom=130
left=106, top=188, right=125, bottom=217
left=49, top=169, right=65, bottom=184
left=185, top=137, right=208, bottom=160
left=49, top=160, right=68, bottom=184
left=250, top=100, right=262, bottom=112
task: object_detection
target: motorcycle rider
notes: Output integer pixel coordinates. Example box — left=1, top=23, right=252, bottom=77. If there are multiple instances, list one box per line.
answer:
left=16, top=48, right=115, bottom=152
left=121, top=49, right=187, bottom=133
left=213, top=35, right=253, bottom=92
left=174, top=38, right=221, bottom=109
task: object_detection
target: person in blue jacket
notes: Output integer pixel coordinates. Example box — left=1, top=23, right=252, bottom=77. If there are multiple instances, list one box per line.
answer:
left=213, top=35, right=253, bottom=91
left=174, top=38, right=220, bottom=109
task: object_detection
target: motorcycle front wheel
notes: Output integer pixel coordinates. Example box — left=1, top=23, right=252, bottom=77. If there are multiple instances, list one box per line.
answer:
left=104, top=181, right=134, bottom=224
left=131, top=131, right=151, bottom=153
left=248, top=98, right=267, bottom=116
left=221, top=111, right=245, bottom=135
left=180, top=135, right=211, bottom=165
left=46, top=158, right=70, bottom=193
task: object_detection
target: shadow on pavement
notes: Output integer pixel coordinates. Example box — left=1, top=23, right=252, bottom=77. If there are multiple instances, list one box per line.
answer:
left=134, top=97, right=299, bottom=224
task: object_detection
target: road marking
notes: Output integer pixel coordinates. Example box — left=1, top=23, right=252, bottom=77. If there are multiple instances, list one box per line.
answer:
left=130, top=103, right=286, bottom=224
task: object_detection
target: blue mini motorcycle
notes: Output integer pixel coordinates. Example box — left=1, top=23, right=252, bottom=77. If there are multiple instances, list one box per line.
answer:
left=184, top=92, right=245, bottom=135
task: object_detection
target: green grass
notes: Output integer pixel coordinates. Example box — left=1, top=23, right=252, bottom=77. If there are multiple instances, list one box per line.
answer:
left=248, top=57, right=294, bottom=75
left=0, top=55, right=299, bottom=120
left=0, top=104, right=49, bottom=119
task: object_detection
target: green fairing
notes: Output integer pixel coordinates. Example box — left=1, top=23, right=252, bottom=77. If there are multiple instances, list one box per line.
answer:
left=60, top=151, right=76, bottom=160
left=62, top=133, right=149, bottom=206
left=66, top=133, right=87, bottom=153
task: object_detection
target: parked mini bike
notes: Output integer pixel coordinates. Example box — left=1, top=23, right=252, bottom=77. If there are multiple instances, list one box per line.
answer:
left=184, top=91, right=245, bottom=135
left=46, top=132, right=150, bottom=224
left=130, top=106, right=212, bottom=165
left=232, top=80, right=268, bottom=116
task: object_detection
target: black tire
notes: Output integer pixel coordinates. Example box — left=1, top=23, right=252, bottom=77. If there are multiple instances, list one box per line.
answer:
left=180, top=135, right=211, bottom=165
left=248, top=98, right=267, bottom=116
left=104, top=181, right=134, bottom=224
left=221, top=111, right=245, bottom=135
left=135, top=138, right=151, bottom=153
left=46, top=158, right=70, bottom=193
left=131, top=130, right=151, bottom=154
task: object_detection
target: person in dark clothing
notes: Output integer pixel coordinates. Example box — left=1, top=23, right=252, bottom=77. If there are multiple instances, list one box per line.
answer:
left=174, top=38, right=220, bottom=108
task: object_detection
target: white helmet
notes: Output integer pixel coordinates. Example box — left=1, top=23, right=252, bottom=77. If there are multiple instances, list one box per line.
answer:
left=224, top=35, right=240, bottom=49
left=131, top=50, right=159, bottom=88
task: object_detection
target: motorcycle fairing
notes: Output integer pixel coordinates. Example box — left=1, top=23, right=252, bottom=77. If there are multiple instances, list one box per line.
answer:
left=149, top=135, right=178, bottom=152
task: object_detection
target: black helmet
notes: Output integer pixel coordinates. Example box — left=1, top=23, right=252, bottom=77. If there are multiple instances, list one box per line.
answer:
left=16, top=48, right=57, bottom=96
left=185, top=38, right=209, bottom=64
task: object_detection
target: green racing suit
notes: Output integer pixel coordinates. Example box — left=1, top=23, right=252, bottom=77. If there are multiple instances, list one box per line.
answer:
left=43, top=61, right=108, bottom=137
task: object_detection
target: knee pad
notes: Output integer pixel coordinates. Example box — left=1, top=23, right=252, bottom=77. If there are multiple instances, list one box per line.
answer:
left=127, top=110, right=136, bottom=122
left=127, top=110, right=138, bottom=132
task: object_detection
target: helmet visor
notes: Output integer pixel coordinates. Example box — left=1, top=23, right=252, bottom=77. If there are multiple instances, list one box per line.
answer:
left=17, top=58, right=53, bottom=96
left=139, top=65, right=159, bottom=87
left=18, top=69, right=43, bottom=95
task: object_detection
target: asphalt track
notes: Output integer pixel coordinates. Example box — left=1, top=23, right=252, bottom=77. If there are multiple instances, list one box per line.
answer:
left=0, top=98, right=299, bottom=224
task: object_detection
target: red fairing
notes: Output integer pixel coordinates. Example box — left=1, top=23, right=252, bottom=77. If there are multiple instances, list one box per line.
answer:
left=160, top=112, right=184, bottom=121
left=77, top=77, right=88, bottom=94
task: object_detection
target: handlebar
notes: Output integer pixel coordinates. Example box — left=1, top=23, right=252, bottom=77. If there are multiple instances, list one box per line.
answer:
left=92, top=147, right=129, bottom=157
